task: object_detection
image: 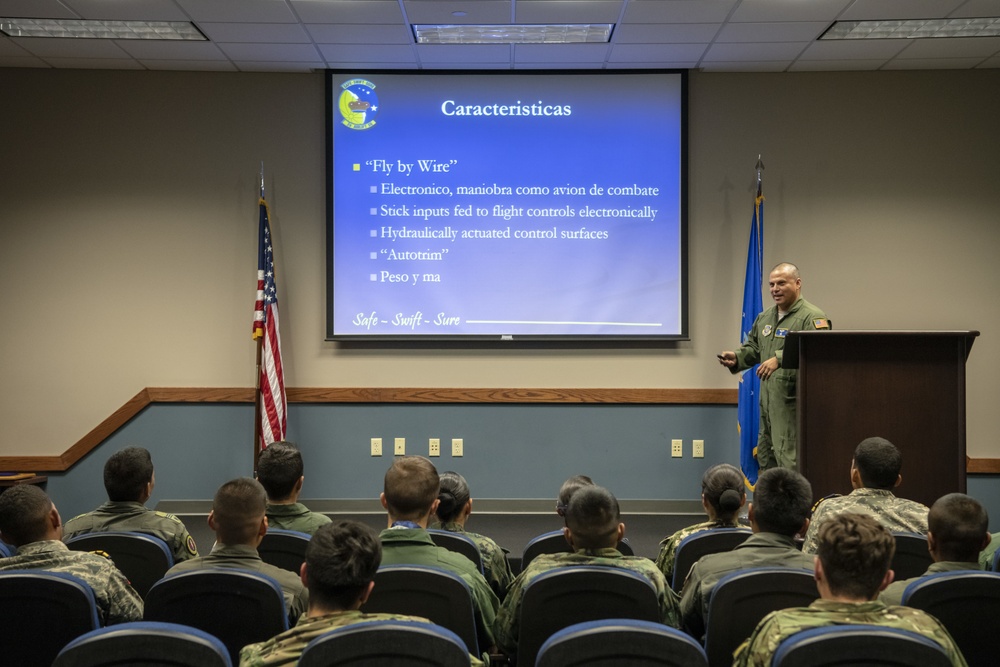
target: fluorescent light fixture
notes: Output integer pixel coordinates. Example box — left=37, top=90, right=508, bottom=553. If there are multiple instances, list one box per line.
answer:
left=821, top=17, right=1000, bottom=40
left=413, top=23, right=613, bottom=44
left=0, top=18, right=206, bottom=40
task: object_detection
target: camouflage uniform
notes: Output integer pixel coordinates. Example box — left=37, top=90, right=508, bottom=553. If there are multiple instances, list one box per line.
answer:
left=164, top=543, right=308, bottom=623
left=978, top=532, right=999, bottom=569
left=732, top=598, right=968, bottom=667
left=730, top=297, right=830, bottom=471
left=802, top=489, right=929, bottom=554
left=238, top=610, right=486, bottom=667
left=679, top=532, right=815, bottom=640
left=494, top=547, right=679, bottom=658
left=654, top=518, right=740, bottom=584
left=265, top=502, right=331, bottom=536
left=63, top=500, right=199, bottom=563
left=0, top=540, right=143, bottom=625
left=438, top=520, right=514, bottom=601
left=379, top=527, right=500, bottom=649
left=879, top=560, right=983, bottom=606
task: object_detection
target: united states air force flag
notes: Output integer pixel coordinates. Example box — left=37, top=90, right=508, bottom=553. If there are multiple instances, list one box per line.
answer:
left=738, top=185, right=764, bottom=489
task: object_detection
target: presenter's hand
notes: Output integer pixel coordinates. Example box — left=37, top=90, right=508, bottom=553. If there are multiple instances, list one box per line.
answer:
left=756, top=357, right=779, bottom=379
left=718, top=351, right=737, bottom=368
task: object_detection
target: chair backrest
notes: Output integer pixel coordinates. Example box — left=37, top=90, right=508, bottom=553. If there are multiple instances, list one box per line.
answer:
left=890, top=532, right=934, bottom=580
left=427, top=529, right=484, bottom=573
left=517, top=565, right=661, bottom=667
left=0, top=541, right=14, bottom=557
left=704, top=567, right=819, bottom=667
left=364, top=564, right=480, bottom=656
left=298, top=619, right=470, bottom=667
left=992, top=548, right=1000, bottom=572
left=0, top=570, right=101, bottom=667
left=901, top=569, right=1000, bottom=667
left=770, top=624, right=953, bottom=667
left=52, top=621, right=232, bottom=667
left=536, top=618, right=708, bottom=667
left=143, top=569, right=288, bottom=665
left=256, top=529, right=311, bottom=574
left=671, top=527, right=753, bottom=591
left=520, top=530, right=633, bottom=572
left=65, top=531, right=174, bottom=598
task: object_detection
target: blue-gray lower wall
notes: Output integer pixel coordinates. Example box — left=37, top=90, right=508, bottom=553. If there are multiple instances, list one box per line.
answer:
left=44, top=403, right=1000, bottom=533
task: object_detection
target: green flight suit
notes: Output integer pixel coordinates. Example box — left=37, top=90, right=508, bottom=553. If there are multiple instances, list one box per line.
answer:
left=731, top=297, right=830, bottom=471
left=265, top=502, right=331, bottom=536
left=63, top=500, right=199, bottom=563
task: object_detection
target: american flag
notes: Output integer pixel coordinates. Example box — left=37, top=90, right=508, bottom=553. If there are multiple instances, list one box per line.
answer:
left=253, top=197, right=286, bottom=449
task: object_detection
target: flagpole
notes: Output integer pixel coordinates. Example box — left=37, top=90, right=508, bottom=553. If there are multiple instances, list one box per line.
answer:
left=253, top=162, right=265, bottom=475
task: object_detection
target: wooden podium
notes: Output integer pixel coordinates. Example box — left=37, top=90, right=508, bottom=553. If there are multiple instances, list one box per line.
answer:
left=783, top=330, right=978, bottom=508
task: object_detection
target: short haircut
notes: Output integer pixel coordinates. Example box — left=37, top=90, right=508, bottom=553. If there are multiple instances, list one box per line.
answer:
left=104, top=446, right=154, bottom=502
left=751, top=467, right=813, bottom=536
left=770, top=262, right=800, bottom=279
left=305, top=520, right=382, bottom=609
left=853, top=437, right=902, bottom=489
left=436, top=471, right=471, bottom=523
left=702, top=463, right=745, bottom=521
left=817, top=513, right=895, bottom=600
left=557, top=474, right=594, bottom=516
left=383, top=456, right=439, bottom=521
left=0, top=485, right=53, bottom=546
left=564, top=485, right=621, bottom=550
left=212, top=477, right=267, bottom=545
left=929, top=493, right=989, bottom=562
left=256, top=441, right=304, bottom=500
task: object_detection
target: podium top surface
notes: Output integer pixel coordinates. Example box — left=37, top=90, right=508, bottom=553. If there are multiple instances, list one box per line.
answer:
left=782, top=330, right=979, bottom=368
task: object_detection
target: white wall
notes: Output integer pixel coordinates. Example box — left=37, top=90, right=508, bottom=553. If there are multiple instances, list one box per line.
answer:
left=2, top=68, right=998, bottom=458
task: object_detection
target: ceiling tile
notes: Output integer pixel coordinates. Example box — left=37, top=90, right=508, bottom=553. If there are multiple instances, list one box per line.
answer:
left=614, top=23, right=719, bottom=44
left=840, top=0, right=967, bottom=21
left=787, top=58, right=886, bottom=71
left=403, top=0, right=512, bottom=24
left=291, top=0, right=405, bottom=24
left=0, top=0, right=77, bottom=19
left=729, top=0, right=853, bottom=23
left=141, top=59, right=239, bottom=71
left=515, top=1, right=623, bottom=23
left=798, top=39, right=909, bottom=61
left=233, top=60, right=323, bottom=72
left=0, top=55, right=49, bottom=66
left=217, top=42, right=320, bottom=61
left=717, top=21, right=829, bottom=42
left=609, top=42, right=708, bottom=62
left=8, top=36, right=131, bottom=58
left=700, top=59, right=789, bottom=71
left=115, top=39, right=229, bottom=60
left=514, top=43, right=611, bottom=63
left=703, top=41, right=808, bottom=61
left=883, top=57, right=991, bottom=69
left=59, top=0, right=189, bottom=21
left=621, top=0, right=737, bottom=24
left=43, top=57, right=146, bottom=68
left=307, top=24, right=412, bottom=45
left=417, top=44, right=511, bottom=63
left=198, top=22, right=311, bottom=43
left=897, top=36, right=1000, bottom=59
left=173, top=0, right=298, bottom=24
left=319, top=43, right=416, bottom=63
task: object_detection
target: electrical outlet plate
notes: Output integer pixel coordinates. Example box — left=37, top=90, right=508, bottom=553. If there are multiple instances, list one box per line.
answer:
left=671, top=439, right=683, bottom=458
left=370, top=437, right=382, bottom=457
left=429, top=438, right=440, bottom=457
left=394, top=437, right=405, bottom=455
left=452, top=438, right=464, bottom=457
left=693, top=439, right=705, bottom=458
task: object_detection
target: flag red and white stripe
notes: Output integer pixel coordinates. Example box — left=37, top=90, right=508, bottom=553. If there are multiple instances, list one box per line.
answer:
left=253, top=197, right=286, bottom=449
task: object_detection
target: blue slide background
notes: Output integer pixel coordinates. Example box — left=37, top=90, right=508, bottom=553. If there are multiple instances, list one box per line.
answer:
left=330, top=72, right=684, bottom=338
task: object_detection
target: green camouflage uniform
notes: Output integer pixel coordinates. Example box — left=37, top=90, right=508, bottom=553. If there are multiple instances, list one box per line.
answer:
left=379, top=527, right=500, bottom=650
left=164, top=543, right=308, bottom=623
left=732, top=598, right=968, bottom=667
left=679, top=532, right=815, bottom=640
left=979, top=533, right=1000, bottom=569
left=802, top=489, right=929, bottom=554
left=0, top=540, right=143, bottom=624
left=438, top=520, right=514, bottom=601
left=265, top=502, right=331, bottom=536
left=731, top=297, right=830, bottom=471
left=63, top=500, right=199, bottom=563
left=494, top=547, right=679, bottom=659
left=654, top=518, right=740, bottom=584
left=879, top=560, right=982, bottom=606
left=238, top=610, right=486, bottom=667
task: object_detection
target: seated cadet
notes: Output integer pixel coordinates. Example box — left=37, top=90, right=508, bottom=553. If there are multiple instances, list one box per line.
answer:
left=679, top=467, right=815, bottom=641
left=378, top=456, right=500, bottom=653
left=239, top=519, right=485, bottom=666
left=257, top=441, right=332, bottom=535
left=164, top=477, right=307, bottom=623
left=979, top=532, right=1000, bottom=570
left=733, top=513, right=967, bottom=667
left=802, top=436, right=929, bottom=554
left=880, top=492, right=990, bottom=605
left=0, top=484, right=143, bottom=625
left=555, top=474, right=594, bottom=517
left=655, top=462, right=746, bottom=583
left=495, top=485, right=679, bottom=660
left=63, top=446, right=199, bottom=562
left=432, top=470, right=515, bottom=601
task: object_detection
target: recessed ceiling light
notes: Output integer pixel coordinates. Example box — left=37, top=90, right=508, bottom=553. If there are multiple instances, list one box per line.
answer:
left=821, top=17, right=1000, bottom=39
left=0, top=18, right=206, bottom=40
left=413, top=23, right=613, bottom=45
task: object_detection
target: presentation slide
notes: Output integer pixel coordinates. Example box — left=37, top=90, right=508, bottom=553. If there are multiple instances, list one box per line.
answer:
left=327, top=70, right=686, bottom=340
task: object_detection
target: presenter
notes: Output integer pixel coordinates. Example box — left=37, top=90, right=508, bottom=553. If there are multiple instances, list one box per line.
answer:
left=718, top=262, right=830, bottom=471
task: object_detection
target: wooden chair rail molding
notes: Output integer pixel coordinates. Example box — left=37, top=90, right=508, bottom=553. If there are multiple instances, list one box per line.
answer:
left=1, top=387, right=994, bottom=474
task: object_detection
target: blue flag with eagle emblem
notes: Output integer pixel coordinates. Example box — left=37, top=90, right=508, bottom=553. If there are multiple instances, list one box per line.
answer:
left=738, top=181, right=764, bottom=488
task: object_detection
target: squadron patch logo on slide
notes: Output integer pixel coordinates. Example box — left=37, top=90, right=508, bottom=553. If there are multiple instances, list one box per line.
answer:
left=339, top=79, right=379, bottom=130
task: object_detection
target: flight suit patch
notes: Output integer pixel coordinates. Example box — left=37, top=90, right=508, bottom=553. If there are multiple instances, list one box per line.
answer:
left=813, top=318, right=830, bottom=329
left=186, top=535, right=198, bottom=556
left=775, top=328, right=789, bottom=338
left=762, top=325, right=773, bottom=337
